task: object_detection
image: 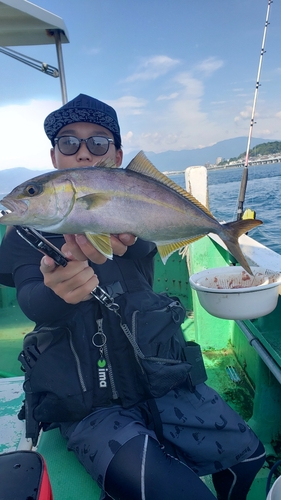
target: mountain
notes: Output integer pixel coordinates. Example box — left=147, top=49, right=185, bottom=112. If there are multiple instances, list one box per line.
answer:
left=0, top=167, right=52, bottom=194
left=0, top=137, right=276, bottom=194
left=123, top=137, right=273, bottom=172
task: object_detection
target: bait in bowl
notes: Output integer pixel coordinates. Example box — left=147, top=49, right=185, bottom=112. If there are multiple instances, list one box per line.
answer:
left=189, top=266, right=281, bottom=320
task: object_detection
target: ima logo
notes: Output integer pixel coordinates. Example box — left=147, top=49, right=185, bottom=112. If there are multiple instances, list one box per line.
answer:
left=97, top=359, right=108, bottom=388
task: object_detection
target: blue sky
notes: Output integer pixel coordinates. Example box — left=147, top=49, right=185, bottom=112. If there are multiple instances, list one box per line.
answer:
left=0, top=0, right=280, bottom=170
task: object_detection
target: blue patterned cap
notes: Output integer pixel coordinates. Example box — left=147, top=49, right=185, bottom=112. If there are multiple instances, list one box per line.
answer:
left=44, top=94, right=121, bottom=147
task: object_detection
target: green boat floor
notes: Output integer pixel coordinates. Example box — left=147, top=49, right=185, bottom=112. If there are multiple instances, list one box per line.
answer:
left=203, top=348, right=254, bottom=422
left=0, top=306, right=34, bottom=376
left=0, top=306, right=34, bottom=339
left=37, top=430, right=101, bottom=500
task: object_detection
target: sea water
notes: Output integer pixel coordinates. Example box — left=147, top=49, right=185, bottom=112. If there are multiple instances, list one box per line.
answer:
left=170, top=162, right=281, bottom=254
left=0, top=162, right=280, bottom=254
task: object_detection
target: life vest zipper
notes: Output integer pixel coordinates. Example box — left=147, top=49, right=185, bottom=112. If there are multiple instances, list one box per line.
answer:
left=103, top=342, right=119, bottom=400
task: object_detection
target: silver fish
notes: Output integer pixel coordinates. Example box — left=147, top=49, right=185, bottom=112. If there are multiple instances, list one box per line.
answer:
left=0, top=151, right=262, bottom=274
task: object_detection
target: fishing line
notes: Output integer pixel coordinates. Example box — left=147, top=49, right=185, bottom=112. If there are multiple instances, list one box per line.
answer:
left=236, top=0, right=272, bottom=221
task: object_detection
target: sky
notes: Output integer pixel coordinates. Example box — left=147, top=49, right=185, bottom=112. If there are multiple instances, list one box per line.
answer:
left=0, top=0, right=280, bottom=171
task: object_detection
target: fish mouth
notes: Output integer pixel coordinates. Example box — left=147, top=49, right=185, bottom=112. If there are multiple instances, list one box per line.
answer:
left=0, top=197, right=28, bottom=218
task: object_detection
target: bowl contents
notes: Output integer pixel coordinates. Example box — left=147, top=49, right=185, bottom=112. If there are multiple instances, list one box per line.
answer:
left=198, top=269, right=270, bottom=290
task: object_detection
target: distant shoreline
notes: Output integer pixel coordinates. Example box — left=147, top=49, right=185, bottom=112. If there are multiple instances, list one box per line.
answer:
left=164, top=159, right=281, bottom=176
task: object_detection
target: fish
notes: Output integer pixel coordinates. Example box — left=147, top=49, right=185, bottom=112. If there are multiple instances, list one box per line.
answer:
left=0, top=151, right=262, bottom=274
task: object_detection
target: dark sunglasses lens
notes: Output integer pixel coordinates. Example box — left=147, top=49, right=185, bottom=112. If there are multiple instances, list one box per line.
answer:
left=58, top=136, right=80, bottom=155
left=87, top=137, right=110, bottom=156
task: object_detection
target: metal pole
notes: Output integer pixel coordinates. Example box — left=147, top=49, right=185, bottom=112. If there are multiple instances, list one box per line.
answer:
left=236, top=0, right=272, bottom=220
left=53, top=30, right=68, bottom=104
left=236, top=320, right=281, bottom=384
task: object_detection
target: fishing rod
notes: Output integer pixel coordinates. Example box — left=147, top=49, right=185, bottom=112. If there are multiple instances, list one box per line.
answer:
left=236, top=0, right=272, bottom=220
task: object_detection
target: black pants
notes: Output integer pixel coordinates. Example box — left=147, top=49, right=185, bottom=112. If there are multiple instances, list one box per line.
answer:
left=104, top=435, right=265, bottom=500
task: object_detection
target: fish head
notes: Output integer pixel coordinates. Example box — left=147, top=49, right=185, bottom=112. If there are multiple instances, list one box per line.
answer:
left=0, top=170, right=76, bottom=230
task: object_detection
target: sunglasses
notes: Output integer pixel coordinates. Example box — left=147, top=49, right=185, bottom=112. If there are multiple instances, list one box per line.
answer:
left=54, top=135, right=115, bottom=156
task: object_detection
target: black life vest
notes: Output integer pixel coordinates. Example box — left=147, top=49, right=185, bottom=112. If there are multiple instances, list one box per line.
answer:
left=18, top=240, right=191, bottom=445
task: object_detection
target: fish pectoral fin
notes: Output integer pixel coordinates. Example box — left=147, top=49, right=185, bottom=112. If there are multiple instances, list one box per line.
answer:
left=157, top=236, right=204, bottom=264
left=77, top=193, right=111, bottom=210
left=85, top=233, right=113, bottom=259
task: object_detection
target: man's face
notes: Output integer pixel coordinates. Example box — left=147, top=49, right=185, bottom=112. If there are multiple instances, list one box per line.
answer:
left=51, top=122, right=123, bottom=170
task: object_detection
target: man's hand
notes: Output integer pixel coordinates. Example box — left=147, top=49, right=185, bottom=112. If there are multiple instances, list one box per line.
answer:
left=40, top=255, right=99, bottom=304
left=63, top=233, right=136, bottom=263
left=39, top=233, right=136, bottom=303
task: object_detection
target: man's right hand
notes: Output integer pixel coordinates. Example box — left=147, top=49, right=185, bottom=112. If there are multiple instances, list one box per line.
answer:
left=40, top=255, right=99, bottom=304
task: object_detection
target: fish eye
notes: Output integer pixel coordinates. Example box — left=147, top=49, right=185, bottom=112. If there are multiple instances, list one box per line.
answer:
left=25, top=184, right=42, bottom=197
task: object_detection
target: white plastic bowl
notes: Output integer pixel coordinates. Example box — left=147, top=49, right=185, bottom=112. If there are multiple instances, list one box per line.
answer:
left=267, top=475, right=281, bottom=500
left=189, top=266, right=281, bottom=320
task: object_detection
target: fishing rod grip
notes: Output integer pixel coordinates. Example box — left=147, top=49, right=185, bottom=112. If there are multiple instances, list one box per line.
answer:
left=236, top=167, right=248, bottom=220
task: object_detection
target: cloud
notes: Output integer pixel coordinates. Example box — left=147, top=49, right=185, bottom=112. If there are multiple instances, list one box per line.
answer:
left=174, top=72, right=204, bottom=98
left=109, top=95, right=147, bottom=115
left=120, top=72, right=222, bottom=153
left=195, top=57, right=224, bottom=77
left=211, top=101, right=227, bottom=105
left=86, top=47, right=101, bottom=56
left=0, top=99, right=60, bottom=170
left=124, top=55, right=180, bottom=82
left=157, top=92, right=179, bottom=101
left=257, top=129, right=271, bottom=136
left=123, top=131, right=133, bottom=141
left=234, top=106, right=253, bottom=122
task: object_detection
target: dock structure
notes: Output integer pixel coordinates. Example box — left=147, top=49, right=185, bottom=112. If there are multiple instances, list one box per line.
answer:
left=218, top=155, right=281, bottom=169
left=163, top=155, right=281, bottom=175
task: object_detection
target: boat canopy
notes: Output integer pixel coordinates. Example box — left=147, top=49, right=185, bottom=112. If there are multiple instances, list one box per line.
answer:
left=0, top=0, right=69, bottom=102
left=0, top=0, right=69, bottom=46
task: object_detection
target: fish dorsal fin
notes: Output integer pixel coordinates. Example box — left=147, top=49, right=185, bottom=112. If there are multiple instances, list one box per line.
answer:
left=94, top=158, right=117, bottom=168
left=126, top=151, right=215, bottom=219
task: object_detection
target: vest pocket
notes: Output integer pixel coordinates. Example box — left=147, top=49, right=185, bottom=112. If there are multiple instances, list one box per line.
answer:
left=19, top=325, right=98, bottom=425
left=117, top=292, right=192, bottom=398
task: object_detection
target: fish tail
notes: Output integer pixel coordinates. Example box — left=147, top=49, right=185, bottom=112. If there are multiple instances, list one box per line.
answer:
left=219, top=219, right=263, bottom=275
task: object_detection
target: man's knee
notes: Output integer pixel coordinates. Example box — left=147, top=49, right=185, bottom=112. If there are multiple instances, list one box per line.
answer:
left=212, top=440, right=266, bottom=500
left=105, top=434, right=216, bottom=500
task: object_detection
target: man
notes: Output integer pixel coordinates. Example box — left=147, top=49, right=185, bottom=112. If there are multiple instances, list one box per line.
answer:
left=0, top=94, right=265, bottom=499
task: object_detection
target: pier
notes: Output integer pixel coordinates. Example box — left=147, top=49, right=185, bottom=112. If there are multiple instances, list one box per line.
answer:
left=219, top=155, right=281, bottom=169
